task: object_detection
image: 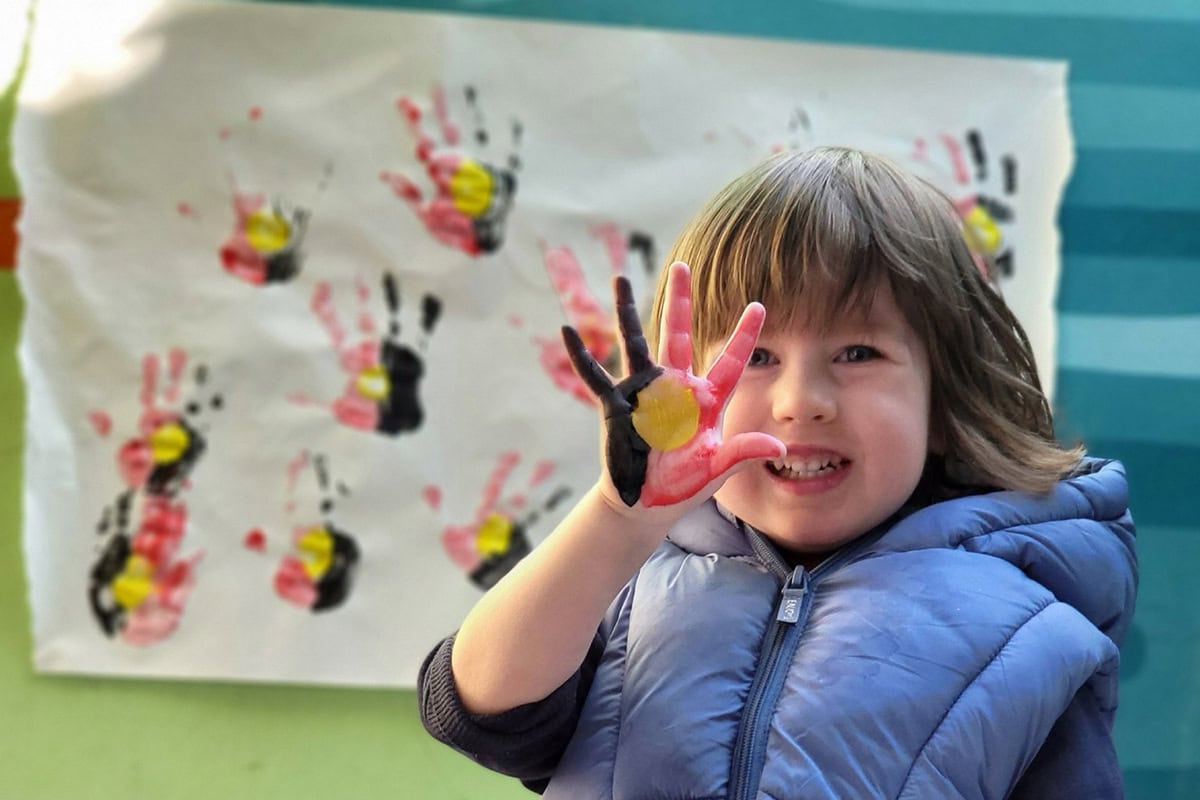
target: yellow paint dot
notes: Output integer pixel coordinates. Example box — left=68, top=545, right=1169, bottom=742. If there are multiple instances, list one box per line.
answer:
left=112, top=555, right=154, bottom=609
left=475, top=512, right=513, bottom=557
left=245, top=208, right=292, bottom=253
left=449, top=160, right=494, bottom=218
left=149, top=422, right=190, bottom=464
left=962, top=204, right=1002, bottom=255
left=631, top=377, right=700, bottom=451
left=298, top=528, right=333, bottom=579
left=355, top=365, right=391, bottom=401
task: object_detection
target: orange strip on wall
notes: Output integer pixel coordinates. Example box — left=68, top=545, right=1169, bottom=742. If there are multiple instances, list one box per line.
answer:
left=0, top=197, right=20, bottom=270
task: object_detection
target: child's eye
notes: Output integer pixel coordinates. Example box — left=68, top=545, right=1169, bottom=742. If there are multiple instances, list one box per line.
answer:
left=836, top=345, right=881, bottom=363
left=747, top=348, right=774, bottom=367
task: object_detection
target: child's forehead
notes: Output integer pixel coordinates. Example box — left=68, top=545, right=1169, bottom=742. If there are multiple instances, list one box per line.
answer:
left=758, top=280, right=907, bottom=336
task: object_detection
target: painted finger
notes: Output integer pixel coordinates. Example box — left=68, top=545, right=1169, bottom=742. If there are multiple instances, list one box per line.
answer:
left=606, top=414, right=650, bottom=507
left=709, top=431, right=787, bottom=479
left=658, top=262, right=694, bottom=371
left=705, top=303, right=766, bottom=398
left=562, top=325, right=615, bottom=398
left=614, top=277, right=654, bottom=375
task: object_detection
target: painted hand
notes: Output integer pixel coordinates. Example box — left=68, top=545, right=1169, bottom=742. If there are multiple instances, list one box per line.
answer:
left=562, top=262, right=785, bottom=507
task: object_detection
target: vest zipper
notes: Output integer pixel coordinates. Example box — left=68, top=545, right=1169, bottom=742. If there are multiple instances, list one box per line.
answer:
left=729, top=565, right=811, bottom=800
left=728, top=521, right=883, bottom=800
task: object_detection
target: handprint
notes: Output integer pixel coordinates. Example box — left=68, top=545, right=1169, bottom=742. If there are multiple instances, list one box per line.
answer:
left=89, top=489, right=201, bottom=645
left=535, top=225, right=656, bottom=405
left=86, top=349, right=221, bottom=644
left=562, top=262, right=784, bottom=507
left=219, top=191, right=312, bottom=285
left=436, top=451, right=569, bottom=590
left=215, top=106, right=331, bottom=285
left=913, top=129, right=1017, bottom=282
left=242, top=451, right=361, bottom=612
left=274, top=452, right=360, bottom=612
left=381, top=84, right=522, bottom=256
left=297, top=272, right=442, bottom=436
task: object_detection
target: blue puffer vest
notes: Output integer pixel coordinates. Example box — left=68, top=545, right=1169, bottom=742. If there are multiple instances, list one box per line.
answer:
left=543, top=458, right=1136, bottom=799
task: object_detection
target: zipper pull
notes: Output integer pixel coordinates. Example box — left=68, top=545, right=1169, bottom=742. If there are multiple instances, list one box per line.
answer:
left=775, top=567, right=808, bottom=624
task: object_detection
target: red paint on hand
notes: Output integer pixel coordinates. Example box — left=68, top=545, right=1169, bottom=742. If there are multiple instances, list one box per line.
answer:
left=120, top=551, right=203, bottom=646
left=573, top=263, right=785, bottom=509
left=332, top=394, right=378, bottom=431
left=641, top=267, right=785, bottom=506
left=117, top=438, right=154, bottom=488
left=133, top=496, right=187, bottom=565
left=637, top=267, right=784, bottom=505
left=440, top=525, right=482, bottom=571
left=397, top=97, right=421, bottom=124
left=274, top=557, right=318, bottom=608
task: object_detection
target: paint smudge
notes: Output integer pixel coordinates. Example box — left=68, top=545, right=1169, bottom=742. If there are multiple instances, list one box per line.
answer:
left=422, top=484, right=442, bottom=511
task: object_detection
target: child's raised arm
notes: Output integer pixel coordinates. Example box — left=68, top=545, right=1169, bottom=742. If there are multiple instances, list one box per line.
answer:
left=449, top=262, right=785, bottom=714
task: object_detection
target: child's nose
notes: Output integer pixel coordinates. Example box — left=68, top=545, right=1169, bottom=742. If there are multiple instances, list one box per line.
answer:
left=771, top=369, right=837, bottom=424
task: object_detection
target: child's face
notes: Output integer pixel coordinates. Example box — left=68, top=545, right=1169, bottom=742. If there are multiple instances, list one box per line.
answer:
left=711, top=283, right=931, bottom=557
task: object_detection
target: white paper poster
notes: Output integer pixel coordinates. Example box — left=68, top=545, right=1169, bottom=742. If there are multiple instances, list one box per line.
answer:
left=15, top=0, right=1072, bottom=686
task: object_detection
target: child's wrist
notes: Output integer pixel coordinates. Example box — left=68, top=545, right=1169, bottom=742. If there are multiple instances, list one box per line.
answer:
left=589, top=481, right=686, bottom=544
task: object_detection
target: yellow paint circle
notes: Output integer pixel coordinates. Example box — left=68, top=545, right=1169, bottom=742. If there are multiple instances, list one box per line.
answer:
left=245, top=208, right=292, bottom=253
left=149, top=422, right=190, bottom=464
left=113, top=555, right=154, bottom=609
left=631, top=377, right=700, bottom=451
left=475, top=512, right=513, bottom=557
left=962, top=204, right=1002, bottom=254
left=298, top=527, right=334, bottom=579
left=449, top=160, right=494, bottom=218
left=355, top=365, right=391, bottom=401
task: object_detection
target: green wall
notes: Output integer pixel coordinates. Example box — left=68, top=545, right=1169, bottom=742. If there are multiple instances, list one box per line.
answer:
left=4, top=1, right=1199, bottom=797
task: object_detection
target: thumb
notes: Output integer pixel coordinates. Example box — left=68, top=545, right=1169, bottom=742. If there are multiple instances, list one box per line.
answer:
left=709, top=433, right=787, bottom=482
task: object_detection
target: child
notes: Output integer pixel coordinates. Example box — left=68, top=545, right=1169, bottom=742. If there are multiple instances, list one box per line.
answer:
left=418, top=147, right=1137, bottom=798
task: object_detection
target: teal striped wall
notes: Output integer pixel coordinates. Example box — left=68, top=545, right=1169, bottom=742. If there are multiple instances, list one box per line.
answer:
left=259, top=0, right=1197, bottom=795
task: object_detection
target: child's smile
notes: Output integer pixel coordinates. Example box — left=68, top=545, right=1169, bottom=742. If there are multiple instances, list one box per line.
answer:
left=712, top=282, right=931, bottom=554
left=764, top=449, right=851, bottom=493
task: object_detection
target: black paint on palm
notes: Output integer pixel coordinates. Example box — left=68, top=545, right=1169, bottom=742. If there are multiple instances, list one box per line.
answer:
left=312, top=525, right=361, bottom=612
left=264, top=207, right=310, bottom=283
left=88, top=531, right=131, bottom=637
left=376, top=274, right=443, bottom=435
left=146, top=419, right=207, bottom=497
left=562, top=276, right=662, bottom=506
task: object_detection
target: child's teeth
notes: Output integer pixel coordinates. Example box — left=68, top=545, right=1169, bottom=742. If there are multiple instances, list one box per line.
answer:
left=771, top=456, right=841, bottom=478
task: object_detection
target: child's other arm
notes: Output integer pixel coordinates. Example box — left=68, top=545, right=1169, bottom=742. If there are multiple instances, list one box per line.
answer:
left=450, top=263, right=784, bottom=715
left=451, top=484, right=670, bottom=714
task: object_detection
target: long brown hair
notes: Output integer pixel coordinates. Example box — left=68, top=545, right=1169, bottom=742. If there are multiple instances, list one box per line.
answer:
left=648, top=146, right=1082, bottom=496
